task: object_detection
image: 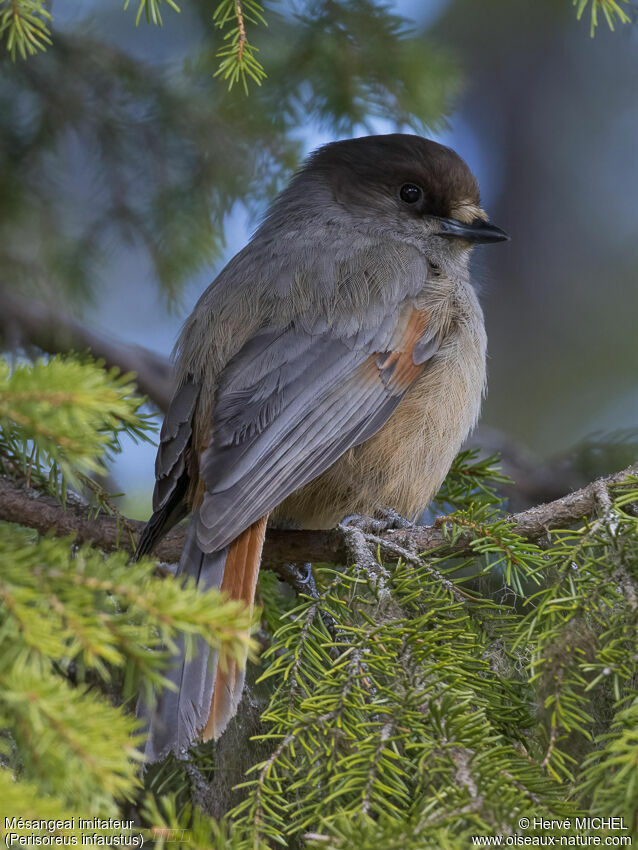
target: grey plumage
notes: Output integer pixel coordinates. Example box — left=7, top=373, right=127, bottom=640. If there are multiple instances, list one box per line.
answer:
left=137, top=378, right=199, bottom=559
left=137, top=133, right=508, bottom=761
left=154, top=378, right=199, bottom=509
left=138, top=522, right=227, bottom=763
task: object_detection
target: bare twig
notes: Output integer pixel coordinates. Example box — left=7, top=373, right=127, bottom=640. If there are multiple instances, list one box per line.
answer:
left=234, top=0, right=247, bottom=61
left=0, top=462, right=636, bottom=569
left=340, top=521, right=391, bottom=598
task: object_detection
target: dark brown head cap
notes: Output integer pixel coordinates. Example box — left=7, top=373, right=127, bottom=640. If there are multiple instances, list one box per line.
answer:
left=304, top=133, right=481, bottom=221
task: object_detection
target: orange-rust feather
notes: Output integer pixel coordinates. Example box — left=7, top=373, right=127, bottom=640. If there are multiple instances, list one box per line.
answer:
left=362, top=307, right=430, bottom=392
left=202, top=514, right=268, bottom=742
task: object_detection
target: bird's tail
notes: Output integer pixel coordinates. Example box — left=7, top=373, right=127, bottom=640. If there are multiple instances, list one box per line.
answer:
left=138, top=513, right=267, bottom=762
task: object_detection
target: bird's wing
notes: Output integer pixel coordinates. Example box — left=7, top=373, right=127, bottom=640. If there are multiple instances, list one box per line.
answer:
left=135, top=377, right=199, bottom=558
left=196, top=300, right=442, bottom=551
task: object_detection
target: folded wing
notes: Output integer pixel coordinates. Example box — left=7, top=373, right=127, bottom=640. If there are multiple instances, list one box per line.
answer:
left=197, top=303, right=441, bottom=551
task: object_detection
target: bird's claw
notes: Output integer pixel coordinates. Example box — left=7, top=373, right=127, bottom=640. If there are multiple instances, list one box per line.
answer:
left=278, top=562, right=319, bottom=598
left=340, top=507, right=414, bottom=535
left=339, top=517, right=391, bottom=598
left=279, top=563, right=339, bottom=642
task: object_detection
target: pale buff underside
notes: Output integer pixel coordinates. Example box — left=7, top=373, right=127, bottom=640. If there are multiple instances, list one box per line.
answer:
left=272, top=276, right=487, bottom=529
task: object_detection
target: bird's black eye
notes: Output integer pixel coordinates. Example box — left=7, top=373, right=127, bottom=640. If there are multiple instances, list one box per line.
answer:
left=400, top=184, right=422, bottom=204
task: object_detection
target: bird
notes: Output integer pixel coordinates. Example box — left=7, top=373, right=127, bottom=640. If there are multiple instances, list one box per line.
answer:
left=136, top=133, right=509, bottom=761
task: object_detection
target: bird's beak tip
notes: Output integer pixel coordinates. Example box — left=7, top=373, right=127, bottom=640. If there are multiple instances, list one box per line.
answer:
left=438, top=217, right=510, bottom=245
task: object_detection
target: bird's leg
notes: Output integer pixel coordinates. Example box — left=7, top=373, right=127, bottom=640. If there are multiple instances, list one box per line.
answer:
left=276, top=562, right=338, bottom=641
left=377, top=507, right=414, bottom=531
left=275, top=561, right=319, bottom=598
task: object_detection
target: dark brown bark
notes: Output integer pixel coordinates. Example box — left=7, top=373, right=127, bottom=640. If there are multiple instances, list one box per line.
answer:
left=1, top=461, right=636, bottom=569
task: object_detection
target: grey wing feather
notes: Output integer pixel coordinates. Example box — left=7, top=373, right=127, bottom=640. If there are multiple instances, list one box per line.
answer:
left=153, top=377, right=199, bottom=512
left=412, top=323, right=443, bottom=365
left=136, top=377, right=200, bottom=559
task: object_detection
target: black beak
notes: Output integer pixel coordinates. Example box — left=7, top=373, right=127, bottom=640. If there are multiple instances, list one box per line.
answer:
left=437, top=217, right=510, bottom=244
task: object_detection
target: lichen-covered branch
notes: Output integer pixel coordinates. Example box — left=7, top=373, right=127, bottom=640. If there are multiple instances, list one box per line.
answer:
left=0, top=461, right=636, bottom=570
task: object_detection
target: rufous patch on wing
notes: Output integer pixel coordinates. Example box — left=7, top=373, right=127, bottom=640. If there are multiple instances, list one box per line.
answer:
left=359, top=354, right=383, bottom=386
left=372, top=308, right=430, bottom=392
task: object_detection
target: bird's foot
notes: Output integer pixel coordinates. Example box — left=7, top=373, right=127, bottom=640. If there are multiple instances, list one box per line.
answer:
left=338, top=518, right=391, bottom=599
left=278, top=562, right=339, bottom=641
left=277, top=562, right=319, bottom=598
left=340, top=507, right=414, bottom=535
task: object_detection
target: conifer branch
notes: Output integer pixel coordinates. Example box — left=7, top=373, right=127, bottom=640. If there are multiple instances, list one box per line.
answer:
left=213, top=0, right=267, bottom=92
left=234, top=0, right=247, bottom=61
left=123, top=0, right=181, bottom=28
left=0, top=0, right=51, bottom=61
left=0, top=461, right=636, bottom=569
left=574, top=0, right=632, bottom=36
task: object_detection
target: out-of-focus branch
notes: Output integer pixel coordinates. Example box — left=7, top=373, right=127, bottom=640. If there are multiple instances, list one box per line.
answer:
left=1, top=463, right=636, bottom=572
left=0, top=290, right=173, bottom=410
left=466, top=425, right=587, bottom=511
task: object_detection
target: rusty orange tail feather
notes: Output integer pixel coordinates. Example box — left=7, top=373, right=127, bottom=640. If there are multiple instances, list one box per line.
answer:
left=202, top=514, right=268, bottom=742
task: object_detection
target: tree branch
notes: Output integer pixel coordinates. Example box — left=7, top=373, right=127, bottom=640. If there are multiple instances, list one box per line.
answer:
left=234, top=0, right=247, bottom=61
left=0, top=290, right=174, bottom=410
left=1, top=463, right=636, bottom=571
